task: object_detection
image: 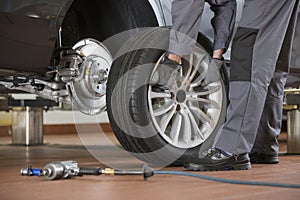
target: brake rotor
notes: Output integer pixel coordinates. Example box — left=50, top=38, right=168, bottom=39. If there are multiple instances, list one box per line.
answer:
left=69, top=39, right=112, bottom=115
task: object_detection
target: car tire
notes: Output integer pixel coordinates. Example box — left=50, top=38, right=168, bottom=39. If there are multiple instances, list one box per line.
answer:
left=107, top=27, right=227, bottom=166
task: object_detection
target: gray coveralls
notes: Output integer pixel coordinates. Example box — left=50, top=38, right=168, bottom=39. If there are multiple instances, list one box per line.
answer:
left=169, top=0, right=236, bottom=56
left=214, top=0, right=300, bottom=155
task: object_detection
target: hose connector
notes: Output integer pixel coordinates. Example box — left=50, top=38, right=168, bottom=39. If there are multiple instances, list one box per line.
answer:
left=103, top=168, right=115, bottom=175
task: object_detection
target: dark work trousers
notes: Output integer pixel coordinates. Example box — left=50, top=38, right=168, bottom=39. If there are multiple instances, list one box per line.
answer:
left=169, top=0, right=236, bottom=56
left=214, top=0, right=300, bottom=155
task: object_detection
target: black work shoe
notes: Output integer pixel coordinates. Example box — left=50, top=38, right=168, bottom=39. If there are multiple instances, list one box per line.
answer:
left=184, top=148, right=251, bottom=171
left=151, top=56, right=182, bottom=90
left=249, top=151, right=279, bottom=164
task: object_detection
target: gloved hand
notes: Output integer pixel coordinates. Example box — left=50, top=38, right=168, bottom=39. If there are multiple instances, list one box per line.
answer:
left=151, top=57, right=182, bottom=89
left=203, top=58, right=224, bottom=85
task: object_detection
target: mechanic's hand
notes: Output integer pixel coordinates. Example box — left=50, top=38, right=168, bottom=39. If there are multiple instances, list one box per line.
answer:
left=203, top=58, right=224, bottom=85
left=151, top=57, right=182, bottom=88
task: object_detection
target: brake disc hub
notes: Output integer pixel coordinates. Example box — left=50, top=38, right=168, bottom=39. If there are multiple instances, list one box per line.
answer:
left=68, top=39, right=112, bottom=115
left=80, top=56, right=108, bottom=98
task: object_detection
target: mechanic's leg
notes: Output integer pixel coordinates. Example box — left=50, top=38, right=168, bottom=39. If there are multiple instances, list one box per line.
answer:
left=252, top=2, right=299, bottom=157
left=250, top=71, right=287, bottom=161
left=169, top=0, right=236, bottom=59
left=203, top=0, right=236, bottom=84
left=169, top=0, right=205, bottom=58
left=153, top=0, right=205, bottom=88
left=206, top=0, right=236, bottom=56
left=214, top=0, right=299, bottom=155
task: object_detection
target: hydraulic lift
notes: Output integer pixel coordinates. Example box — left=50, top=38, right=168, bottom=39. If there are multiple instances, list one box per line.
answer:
left=285, top=88, right=300, bottom=154
left=0, top=94, right=57, bottom=145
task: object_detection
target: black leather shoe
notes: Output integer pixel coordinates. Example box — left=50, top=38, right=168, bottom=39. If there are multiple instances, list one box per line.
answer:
left=249, top=151, right=279, bottom=164
left=184, top=148, right=251, bottom=171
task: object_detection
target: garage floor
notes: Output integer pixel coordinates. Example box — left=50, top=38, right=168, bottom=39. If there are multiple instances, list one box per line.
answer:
left=0, top=127, right=300, bottom=200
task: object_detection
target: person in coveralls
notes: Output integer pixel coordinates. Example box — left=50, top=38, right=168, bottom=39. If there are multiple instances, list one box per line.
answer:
left=159, top=0, right=300, bottom=171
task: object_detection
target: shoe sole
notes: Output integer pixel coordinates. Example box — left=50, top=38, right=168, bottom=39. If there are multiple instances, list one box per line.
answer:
left=249, top=153, right=279, bottom=164
left=250, top=160, right=279, bottom=164
left=184, top=162, right=251, bottom=171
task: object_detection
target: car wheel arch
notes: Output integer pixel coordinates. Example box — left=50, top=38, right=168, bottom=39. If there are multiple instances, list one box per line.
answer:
left=60, top=0, right=159, bottom=47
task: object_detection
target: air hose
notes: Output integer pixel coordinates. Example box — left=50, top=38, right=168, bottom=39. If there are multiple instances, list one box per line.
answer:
left=154, top=170, right=300, bottom=189
left=20, top=161, right=300, bottom=189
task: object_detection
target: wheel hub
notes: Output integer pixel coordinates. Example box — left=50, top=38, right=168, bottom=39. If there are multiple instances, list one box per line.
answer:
left=83, top=56, right=109, bottom=98
left=176, top=89, right=186, bottom=103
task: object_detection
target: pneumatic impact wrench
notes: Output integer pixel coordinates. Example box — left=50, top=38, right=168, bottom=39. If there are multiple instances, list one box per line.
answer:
left=19, top=161, right=300, bottom=189
left=21, top=160, right=154, bottom=180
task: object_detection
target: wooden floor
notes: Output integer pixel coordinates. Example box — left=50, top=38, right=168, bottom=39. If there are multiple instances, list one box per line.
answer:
left=0, top=128, right=300, bottom=200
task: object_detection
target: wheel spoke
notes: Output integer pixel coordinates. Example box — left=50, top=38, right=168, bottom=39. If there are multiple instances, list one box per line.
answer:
left=190, top=76, right=204, bottom=88
left=190, top=55, right=209, bottom=88
left=187, top=109, right=205, bottom=140
left=182, top=55, right=194, bottom=85
left=187, top=85, right=221, bottom=96
left=189, top=54, right=206, bottom=83
left=169, top=113, right=182, bottom=145
left=153, top=101, right=175, bottom=117
left=159, top=105, right=177, bottom=133
left=150, top=91, right=172, bottom=99
left=180, top=109, right=192, bottom=145
left=189, top=106, right=214, bottom=127
left=186, top=97, right=220, bottom=109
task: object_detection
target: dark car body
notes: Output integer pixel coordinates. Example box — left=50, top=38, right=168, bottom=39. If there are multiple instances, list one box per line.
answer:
left=1, top=0, right=299, bottom=80
left=0, top=0, right=158, bottom=74
left=0, top=0, right=71, bottom=73
left=0, top=0, right=160, bottom=115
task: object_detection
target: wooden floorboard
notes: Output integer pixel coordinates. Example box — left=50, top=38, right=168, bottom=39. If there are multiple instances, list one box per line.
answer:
left=0, top=130, right=299, bottom=200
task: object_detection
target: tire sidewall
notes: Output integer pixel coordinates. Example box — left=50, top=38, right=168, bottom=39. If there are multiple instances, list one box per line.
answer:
left=107, top=27, right=228, bottom=166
